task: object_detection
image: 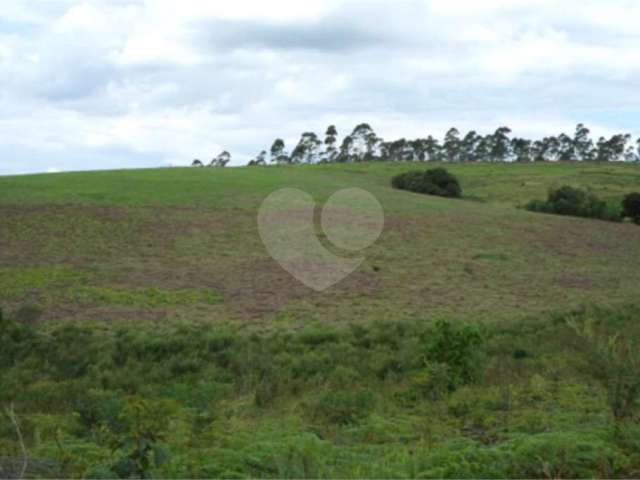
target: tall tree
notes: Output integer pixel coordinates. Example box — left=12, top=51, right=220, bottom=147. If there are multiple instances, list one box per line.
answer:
left=557, top=133, right=576, bottom=161
left=531, top=140, right=546, bottom=162
left=543, top=136, right=561, bottom=161
left=443, top=127, right=461, bottom=162
left=490, top=127, right=512, bottom=162
left=595, top=137, right=610, bottom=161
left=381, top=139, right=406, bottom=162
left=474, top=135, right=493, bottom=162
left=323, top=125, right=338, bottom=162
left=338, top=123, right=387, bottom=162
left=291, top=132, right=321, bottom=164
left=210, top=151, right=231, bottom=167
left=270, top=139, right=288, bottom=164
left=511, top=138, right=532, bottom=162
left=610, top=134, right=631, bottom=161
left=461, top=131, right=480, bottom=162
left=424, top=136, right=441, bottom=161
left=595, top=134, right=631, bottom=162
left=573, top=123, right=594, bottom=161
left=410, top=138, right=428, bottom=161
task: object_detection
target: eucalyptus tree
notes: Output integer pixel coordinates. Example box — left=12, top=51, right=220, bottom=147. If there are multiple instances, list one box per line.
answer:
left=255, top=150, right=267, bottom=165
left=595, top=134, right=632, bottom=161
left=595, top=137, right=610, bottom=161
left=346, top=123, right=382, bottom=161
left=531, top=140, right=545, bottom=162
left=410, top=138, right=429, bottom=161
left=338, top=135, right=353, bottom=162
left=424, top=135, right=442, bottom=161
left=511, top=138, right=533, bottom=162
left=489, top=127, right=512, bottom=162
left=573, top=123, right=595, bottom=161
left=474, top=135, right=493, bottom=162
left=443, top=127, right=462, bottom=162
left=291, top=132, right=321, bottom=164
left=270, top=138, right=289, bottom=164
left=323, top=125, right=339, bottom=162
left=381, top=139, right=407, bottom=162
left=608, top=134, right=632, bottom=161
left=557, top=133, right=576, bottom=161
left=461, top=130, right=480, bottom=162
left=542, top=136, right=561, bottom=161
left=210, top=151, right=231, bottom=167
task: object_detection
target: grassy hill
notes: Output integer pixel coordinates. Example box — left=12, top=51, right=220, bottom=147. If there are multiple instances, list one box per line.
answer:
left=1, top=161, right=640, bottom=478
left=1, top=162, right=639, bottom=325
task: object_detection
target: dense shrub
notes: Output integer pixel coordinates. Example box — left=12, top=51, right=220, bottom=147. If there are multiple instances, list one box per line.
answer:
left=526, top=185, right=620, bottom=221
left=622, top=192, right=640, bottom=224
left=391, top=168, right=462, bottom=198
left=423, top=320, right=487, bottom=390
left=2, top=308, right=640, bottom=477
left=413, top=431, right=628, bottom=478
left=306, top=389, right=376, bottom=425
left=571, top=320, right=640, bottom=424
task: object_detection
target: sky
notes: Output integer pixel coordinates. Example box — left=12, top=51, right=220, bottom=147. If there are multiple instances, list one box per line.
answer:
left=1, top=0, right=640, bottom=175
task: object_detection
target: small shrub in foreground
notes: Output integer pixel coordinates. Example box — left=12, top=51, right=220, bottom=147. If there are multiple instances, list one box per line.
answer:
left=570, top=319, right=640, bottom=424
left=423, top=320, right=487, bottom=390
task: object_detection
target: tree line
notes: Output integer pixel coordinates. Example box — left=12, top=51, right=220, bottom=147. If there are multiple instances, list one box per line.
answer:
left=193, top=123, right=640, bottom=167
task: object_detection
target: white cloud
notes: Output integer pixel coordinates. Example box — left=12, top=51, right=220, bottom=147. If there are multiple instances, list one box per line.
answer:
left=1, top=0, right=640, bottom=174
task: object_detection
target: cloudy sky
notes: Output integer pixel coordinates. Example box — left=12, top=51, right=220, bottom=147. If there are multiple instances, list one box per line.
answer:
left=1, top=0, right=640, bottom=174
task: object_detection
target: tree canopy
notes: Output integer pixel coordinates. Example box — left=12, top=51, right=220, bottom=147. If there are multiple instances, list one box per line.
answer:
left=196, top=123, right=640, bottom=167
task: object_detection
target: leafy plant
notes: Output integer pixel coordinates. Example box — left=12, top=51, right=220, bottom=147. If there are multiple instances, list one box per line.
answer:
left=423, top=320, right=487, bottom=390
left=570, top=320, right=640, bottom=424
left=102, top=396, right=175, bottom=479
left=306, top=389, right=376, bottom=425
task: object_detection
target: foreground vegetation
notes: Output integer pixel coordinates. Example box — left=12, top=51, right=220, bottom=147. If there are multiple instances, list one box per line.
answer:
left=1, top=305, right=640, bottom=478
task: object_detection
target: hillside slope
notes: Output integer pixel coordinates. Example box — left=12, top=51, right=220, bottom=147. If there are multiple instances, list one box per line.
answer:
left=1, top=162, right=639, bottom=325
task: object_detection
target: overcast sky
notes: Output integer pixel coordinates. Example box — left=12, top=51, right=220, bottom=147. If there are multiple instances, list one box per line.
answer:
left=1, top=0, right=640, bottom=174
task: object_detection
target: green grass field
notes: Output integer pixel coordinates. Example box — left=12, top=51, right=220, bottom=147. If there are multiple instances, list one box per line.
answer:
left=1, top=162, right=639, bottom=325
left=1, top=162, right=640, bottom=478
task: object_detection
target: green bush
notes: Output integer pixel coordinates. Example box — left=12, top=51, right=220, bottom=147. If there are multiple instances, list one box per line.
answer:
left=571, top=319, right=640, bottom=423
left=391, top=168, right=462, bottom=198
left=413, top=431, right=628, bottom=478
left=423, top=320, right=487, bottom=390
left=307, top=389, right=376, bottom=425
left=622, top=192, right=640, bottom=224
left=526, top=185, right=620, bottom=221
left=254, top=366, right=282, bottom=408
left=103, top=396, right=175, bottom=479
left=410, top=361, right=451, bottom=400
left=0, top=310, right=37, bottom=368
